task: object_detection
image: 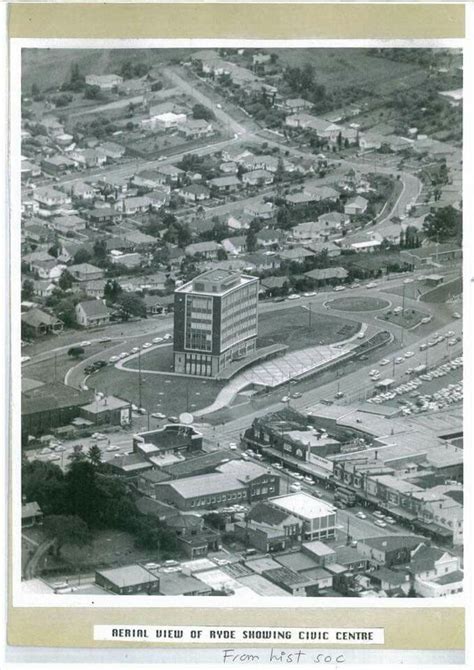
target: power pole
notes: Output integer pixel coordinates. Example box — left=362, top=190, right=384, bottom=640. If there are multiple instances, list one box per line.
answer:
left=138, top=350, right=142, bottom=409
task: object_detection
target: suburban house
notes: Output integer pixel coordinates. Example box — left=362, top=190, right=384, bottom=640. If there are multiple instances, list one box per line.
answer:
left=156, top=165, right=185, bottom=186
left=208, top=176, right=241, bottom=193
left=344, top=195, right=369, bottom=216
left=50, top=214, right=87, bottom=236
left=99, top=141, right=126, bottom=160
left=242, top=169, right=274, bottom=186
left=304, top=267, right=348, bottom=286
left=21, top=308, right=64, bottom=338
left=244, top=202, right=275, bottom=220
left=32, top=187, right=72, bottom=211
left=181, top=184, right=211, bottom=203
left=21, top=501, right=44, bottom=528
left=95, top=565, right=159, bottom=595
left=179, top=119, right=214, bottom=139
left=185, top=241, right=222, bottom=259
left=75, top=300, right=111, bottom=328
left=61, top=181, right=96, bottom=200
left=85, top=73, right=123, bottom=90
left=222, top=236, right=247, bottom=255
left=68, top=263, right=105, bottom=283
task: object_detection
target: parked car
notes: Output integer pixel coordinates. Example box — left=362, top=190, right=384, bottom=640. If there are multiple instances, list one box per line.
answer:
left=163, top=334, right=172, bottom=340
left=152, top=337, right=163, bottom=344
left=151, top=412, right=166, bottom=420
left=290, top=482, right=302, bottom=492
left=142, top=342, right=152, bottom=349
left=167, top=416, right=179, bottom=423
left=374, top=519, right=387, bottom=527
left=356, top=511, right=367, bottom=519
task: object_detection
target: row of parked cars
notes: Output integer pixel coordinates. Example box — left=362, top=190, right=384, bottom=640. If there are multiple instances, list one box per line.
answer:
left=108, top=334, right=172, bottom=364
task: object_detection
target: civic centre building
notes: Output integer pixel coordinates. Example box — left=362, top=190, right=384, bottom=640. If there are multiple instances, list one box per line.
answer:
left=173, top=269, right=259, bottom=377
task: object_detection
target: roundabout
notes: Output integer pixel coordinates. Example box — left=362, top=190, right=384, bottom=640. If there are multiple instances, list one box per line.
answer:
left=327, top=296, right=390, bottom=312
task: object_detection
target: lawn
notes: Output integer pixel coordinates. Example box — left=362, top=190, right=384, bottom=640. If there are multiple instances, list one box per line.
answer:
left=93, top=307, right=360, bottom=416
left=271, top=49, right=427, bottom=96
left=22, top=342, right=112, bottom=386
left=328, top=296, right=389, bottom=312
left=420, top=277, right=462, bottom=304
left=377, top=307, right=428, bottom=329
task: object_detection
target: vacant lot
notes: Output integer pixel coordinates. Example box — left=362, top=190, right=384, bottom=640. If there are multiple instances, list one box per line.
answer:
left=272, top=49, right=427, bottom=96
left=420, top=277, right=462, bottom=304
left=328, top=296, right=389, bottom=312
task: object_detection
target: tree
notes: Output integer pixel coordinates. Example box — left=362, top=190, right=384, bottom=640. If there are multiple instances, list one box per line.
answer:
left=43, top=514, right=91, bottom=557
left=22, top=279, right=35, bottom=301
left=87, top=445, right=102, bottom=467
left=117, top=293, right=147, bottom=320
left=104, top=279, right=122, bottom=303
left=423, top=206, right=462, bottom=243
left=93, top=239, right=108, bottom=263
left=192, top=103, right=215, bottom=122
left=22, top=460, right=66, bottom=516
left=246, top=226, right=258, bottom=252
left=84, top=85, right=101, bottom=100
left=73, top=248, right=92, bottom=265
left=68, top=346, right=85, bottom=359
left=58, top=270, right=74, bottom=291
left=54, top=297, right=77, bottom=327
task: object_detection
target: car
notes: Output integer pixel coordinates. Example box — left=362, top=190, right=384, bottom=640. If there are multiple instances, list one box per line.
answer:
left=419, top=343, right=428, bottom=351
left=213, top=557, right=230, bottom=566
left=142, top=342, right=152, bottom=349
left=21, top=355, right=31, bottom=363
left=158, top=155, right=167, bottom=161
left=48, top=454, right=61, bottom=462
left=151, top=412, right=166, bottom=420
left=385, top=516, right=396, bottom=525
left=228, top=442, right=238, bottom=450
left=403, top=278, right=414, bottom=284
left=55, top=445, right=66, bottom=452
left=292, top=392, right=302, bottom=399
left=358, top=354, right=368, bottom=361
left=84, top=366, right=95, bottom=374
left=216, top=103, right=222, bottom=109
left=369, top=369, right=378, bottom=376
left=289, top=482, right=302, bottom=492
left=374, top=519, right=387, bottom=527
left=288, top=294, right=300, bottom=300
left=452, top=312, right=461, bottom=319
left=350, top=283, right=361, bottom=289
left=144, top=562, right=161, bottom=570
left=379, top=359, right=390, bottom=366
left=163, top=334, right=172, bottom=340
left=280, top=396, right=290, bottom=403
left=366, top=282, right=378, bottom=289
left=395, top=357, right=404, bottom=364
left=448, top=338, right=457, bottom=346
left=167, top=416, right=179, bottom=423
left=119, top=352, right=129, bottom=359
left=355, top=511, right=367, bottom=519
left=333, top=285, right=345, bottom=292
left=152, top=337, right=163, bottom=344
left=273, top=296, right=285, bottom=302
left=304, top=476, right=314, bottom=484
left=131, top=404, right=138, bottom=412
left=40, top=447, right=52, bottom=455
left=109, top=355, right=119, bottom=363
left=420, top=316, right=432, bottom=324
left=106, top=445, right=120, bottom=452
left=80, top=341, right=91, bottom=347
left=294, top=473, right=304, bottom=480
left=137, top=408, right=147, bottom=415
left=98, top=336, right=112, bottom=343
left=131, top=347, right=140, bottom=354
left=93, top=360, right=107, bottom=369
left=161, top=566, right=181, bottom=573
left=334, top=391, right=344, bottom=399
left=404, top=351, right=414, bottom=358
left=273, top=463, right=283, bottom=470
left=373, top=510, right=384, bottom=518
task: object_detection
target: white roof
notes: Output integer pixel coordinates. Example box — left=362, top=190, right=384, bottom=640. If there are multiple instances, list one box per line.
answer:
left=270, top=492, right=335, bottom=520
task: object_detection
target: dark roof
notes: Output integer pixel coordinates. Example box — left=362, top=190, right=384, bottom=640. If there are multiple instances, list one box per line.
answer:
left=435, top=570, right=463, bottom=585
left=371, top=567, right=410, bottom=586
left=139, top=469, right=170, bottom=483
left=247, top=502, right=292, bottom=526
left=361, top=535, right=425, bottom=554
left=77, top=300, right=110, bottom=318
left=263, top=567, right=313, bottom=587
left=445, top=489, right=463, bottom=505
left=135, top=496, right=176, bottom=519
left=164, top=450, right=237, bottom=478
left=21, top=308, right=62, bottom=328
left=22, top=382, right=94, bottom=416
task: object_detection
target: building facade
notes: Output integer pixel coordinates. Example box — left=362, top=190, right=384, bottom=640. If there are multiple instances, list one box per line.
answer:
left=173, top=269, right=259, bottom=377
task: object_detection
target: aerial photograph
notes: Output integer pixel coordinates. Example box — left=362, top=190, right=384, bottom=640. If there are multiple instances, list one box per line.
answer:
left=18, top=47, right=463, bottom=599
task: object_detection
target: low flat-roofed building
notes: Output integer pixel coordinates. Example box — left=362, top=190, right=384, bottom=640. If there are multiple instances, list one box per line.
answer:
left=80, top=395, right=131, bottom=427
left=238, top=574, right=291, bottom=597
left=95, top=565, right=160, bottom=595
left=158, top=572, right=213, bottom=596
left=268, top=492, right=337, bottom=542
left=274, top=551, right=320, bottom=574
left=245, top=556, right=282, bottom=575
left=22, top=382, right=94, bottom=442
left=262, top=566, right=315, bottom=597
left=301, top=540, right=337, bottom=566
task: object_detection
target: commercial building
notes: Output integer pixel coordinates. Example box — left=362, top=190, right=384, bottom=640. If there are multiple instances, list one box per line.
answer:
left=173, top=269, right=259, bottom=377
left=95, top=565, right=159, bottom=595
left=79, top=394, right=132, bottom=427
left=268, top=492, right=337, bottom=542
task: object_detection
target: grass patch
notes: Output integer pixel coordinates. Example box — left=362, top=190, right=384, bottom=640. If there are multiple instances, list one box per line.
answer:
left=378, top=307, right=427, bottom=329
left=328, top=296, right=389, bottom=312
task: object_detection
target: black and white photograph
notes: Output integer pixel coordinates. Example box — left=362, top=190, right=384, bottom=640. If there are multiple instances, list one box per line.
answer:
left=16, top=44, right=463, bottom=603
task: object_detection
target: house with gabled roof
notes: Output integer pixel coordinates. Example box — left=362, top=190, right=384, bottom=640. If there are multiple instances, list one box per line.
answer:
left=75, top=299, right=110, bottom=328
